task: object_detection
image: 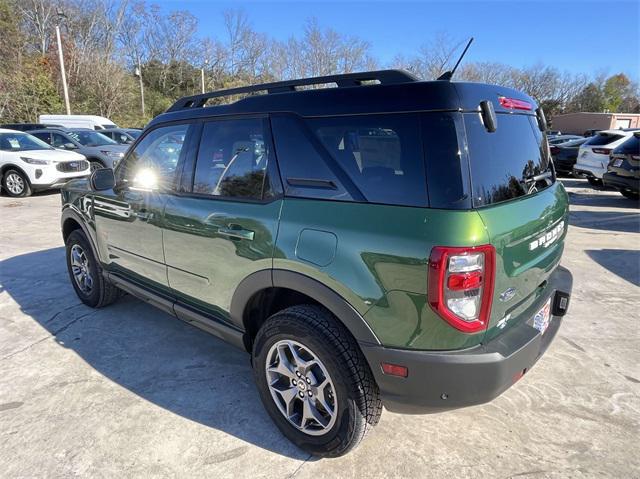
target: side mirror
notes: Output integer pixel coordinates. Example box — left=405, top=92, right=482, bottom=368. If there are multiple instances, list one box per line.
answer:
left=64, top=142, right=77, bottom=150
left=90, top=168, right=115, bottom=191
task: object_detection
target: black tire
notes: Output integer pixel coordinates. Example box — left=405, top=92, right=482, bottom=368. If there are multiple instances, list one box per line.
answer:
left=2, top=169, right=31, bottom=197
left=620, top=189, right=640, bottom=201
left=252, top=305, right=382, bottom=457
left=587, top=177, right=602, bottom=187
left=65, top=229, right=120, bottom=308
left=89, top=160, right=104, bottom=173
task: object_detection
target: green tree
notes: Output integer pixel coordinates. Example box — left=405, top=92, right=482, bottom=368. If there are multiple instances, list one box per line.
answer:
left=603, top=73, right=632, bottom=112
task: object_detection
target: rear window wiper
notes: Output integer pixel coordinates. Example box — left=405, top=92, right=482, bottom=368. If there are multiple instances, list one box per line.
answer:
left=521, top=169, right=553, bottom=193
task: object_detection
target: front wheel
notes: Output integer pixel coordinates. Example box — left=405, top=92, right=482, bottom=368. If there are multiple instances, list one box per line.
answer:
left=2, top=169, right=31, bottom=197
left=89, top=161, right=104, bottom=173
left=252, top=305, right=382, bottom=457
left=587, top=177, right=602, bottom=187
left=65, top=229, right=120, bottom=308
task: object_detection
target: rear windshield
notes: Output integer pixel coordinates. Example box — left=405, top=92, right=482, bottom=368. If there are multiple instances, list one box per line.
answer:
left=584, top=133, right=624, bottom=146
left=464, top=113, right=552, bottom=207
left=614, top=135, right=639, bottom=154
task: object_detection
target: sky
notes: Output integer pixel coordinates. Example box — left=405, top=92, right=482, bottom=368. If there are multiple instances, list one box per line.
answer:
left=154, top=0, right=639, bottom=81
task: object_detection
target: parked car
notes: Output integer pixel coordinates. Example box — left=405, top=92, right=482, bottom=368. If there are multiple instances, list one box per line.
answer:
left=574, top=129, right=638, bottom=185
left=550, top=137, right=589, bottom=176
left=583, top=129, right=601, bottom=137
left=60, top=70, right=573, bottom=457
left=548, top=134, right=583, bottom=145
left=603, top=132, right=640, bottom=200
left=0, top=128, right=89, bottom=197
left=546, top=129, right=562, bottom=137
left=0, top=123, right=65, bottom=131
left=30, top=128, right=128, bottom=171
left=39, top=114, right=117, bottom=130
left=98, top=128, right=142, bottom=145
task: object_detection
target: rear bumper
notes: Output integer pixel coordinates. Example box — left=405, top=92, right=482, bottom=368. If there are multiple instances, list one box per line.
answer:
left=361, top=265, right=573, bottom=414
left=603, top=172, right=639, bottom=193
left=574, top=162, right=605, bottom=179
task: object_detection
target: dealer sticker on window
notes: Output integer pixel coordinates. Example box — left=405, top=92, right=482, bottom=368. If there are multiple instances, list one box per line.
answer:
left=533, top=298, right=552, bottom=334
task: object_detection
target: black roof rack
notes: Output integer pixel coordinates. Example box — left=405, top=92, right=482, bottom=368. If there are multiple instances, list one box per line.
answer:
left=166, top=69, right=418, bottom=112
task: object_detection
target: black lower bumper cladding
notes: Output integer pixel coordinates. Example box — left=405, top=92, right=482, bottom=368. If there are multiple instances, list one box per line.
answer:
left=361, top=265, right=573, bottom=414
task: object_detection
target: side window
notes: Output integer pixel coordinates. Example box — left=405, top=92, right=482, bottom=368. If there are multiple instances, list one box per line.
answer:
left=51, top=133, right=69, bottom=148
left=118, top=123, right=191, bottom=191
left=32, top=132, right=51, bottom=144
left=271, top=115, right=352, bottom=201
left=306, top=114, right=428, bottom=207
left=192, top=118, right=274, bottom=200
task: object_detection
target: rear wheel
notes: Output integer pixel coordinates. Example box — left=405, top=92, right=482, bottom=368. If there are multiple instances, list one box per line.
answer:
left=65, top=229, right=120, bottom=308
left=2, top=169, right=31, bottom=197
left=252, top=305, right=382, bottom=457
left=620, top=190, right=639, bottom=201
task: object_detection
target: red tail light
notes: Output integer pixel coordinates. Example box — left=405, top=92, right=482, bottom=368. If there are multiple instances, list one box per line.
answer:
left=592, top=148, right=611, bottom=155
left=428, top=245, right=496, bottom=333
left=498, top=96, right=533, bottom=111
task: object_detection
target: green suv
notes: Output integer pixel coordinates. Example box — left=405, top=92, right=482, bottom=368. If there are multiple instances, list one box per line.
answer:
left=61, top=70, right=573, bottom=457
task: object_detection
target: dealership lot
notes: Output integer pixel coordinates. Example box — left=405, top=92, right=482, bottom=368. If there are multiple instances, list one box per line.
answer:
left=0, top=179, right=638, bottom=478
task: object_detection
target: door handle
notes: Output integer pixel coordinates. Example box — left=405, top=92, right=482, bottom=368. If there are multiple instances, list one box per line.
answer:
left=218, top=225, right=255, bottom=241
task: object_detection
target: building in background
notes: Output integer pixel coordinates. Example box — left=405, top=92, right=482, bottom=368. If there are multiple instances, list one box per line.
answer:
left=551, top=112, right=640, bottom=135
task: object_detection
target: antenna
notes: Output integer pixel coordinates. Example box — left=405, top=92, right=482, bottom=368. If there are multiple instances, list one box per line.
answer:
left=437, top=37, right=474, bottom=81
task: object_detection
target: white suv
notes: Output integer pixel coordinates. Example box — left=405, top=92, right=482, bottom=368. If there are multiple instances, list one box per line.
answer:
left=0, top=128, right=90, bottom=197
left=574, top=129, right=638, bottom=185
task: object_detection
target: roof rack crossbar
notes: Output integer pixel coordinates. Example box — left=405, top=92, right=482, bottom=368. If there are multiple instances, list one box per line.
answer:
left=166, top=69, right=418, bottom=112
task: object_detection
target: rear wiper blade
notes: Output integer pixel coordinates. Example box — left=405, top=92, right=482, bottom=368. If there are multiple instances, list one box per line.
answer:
left=523, top=170, right=553, bottom=184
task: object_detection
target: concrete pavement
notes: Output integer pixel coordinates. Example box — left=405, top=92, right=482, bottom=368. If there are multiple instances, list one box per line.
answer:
left=0, top=179, right=638, bottom=478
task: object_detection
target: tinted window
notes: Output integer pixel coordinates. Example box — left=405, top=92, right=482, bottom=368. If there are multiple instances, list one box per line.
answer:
left=584, top=133, right=624, bottom=146
left=271, top=115, right=352, bottom=201
left=422, top=112, right=470, bottom=209
left=51, top=133, right=70, bottom=147
left=465, top=113, right=552, bottom=207
left=307, top=114, right=427, bottom=207
left=118, top=123, right=191, bottom=191
left=31, top=132, right=52, bottom=144
left=614, top=135, right=639, bottom=154
left=193, top=119, right=272, bottom=200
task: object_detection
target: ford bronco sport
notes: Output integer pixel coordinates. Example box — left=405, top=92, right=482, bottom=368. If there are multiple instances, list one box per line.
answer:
left=60, top=70, right=573, bottom=457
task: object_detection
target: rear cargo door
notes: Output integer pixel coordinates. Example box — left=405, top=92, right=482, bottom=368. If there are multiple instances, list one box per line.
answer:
left=463, top=112, right=569, bottom=341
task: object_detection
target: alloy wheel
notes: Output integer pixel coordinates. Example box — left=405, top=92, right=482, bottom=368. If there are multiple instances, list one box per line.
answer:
left=70, top=244, right=93, bottom=294
left=5, top=173, right=25, bottom=195
left=265, top=339, right=338, bottom=436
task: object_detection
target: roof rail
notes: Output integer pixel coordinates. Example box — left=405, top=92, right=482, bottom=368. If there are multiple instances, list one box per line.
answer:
left=166, top=69, right=418, bottom=112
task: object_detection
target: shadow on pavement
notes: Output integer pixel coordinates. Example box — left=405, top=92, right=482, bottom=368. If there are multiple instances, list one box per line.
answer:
left=570, top=210, right=640, bottom=233
left=0, top=247, right=310, bottom=460
left=585, top=249, right=640, bottom=287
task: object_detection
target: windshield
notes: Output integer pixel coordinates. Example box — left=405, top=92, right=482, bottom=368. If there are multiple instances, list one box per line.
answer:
left=126, top=129, right=141, bottom=139
left=68, top=129, right=117, bottom=146
left=0, top=132, right=53, bottom=151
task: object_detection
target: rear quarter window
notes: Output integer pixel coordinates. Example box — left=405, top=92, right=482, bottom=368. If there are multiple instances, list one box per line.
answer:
left=307, top=113, right=428, bottom=207
left=464, top=113, right=551, bottom=207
